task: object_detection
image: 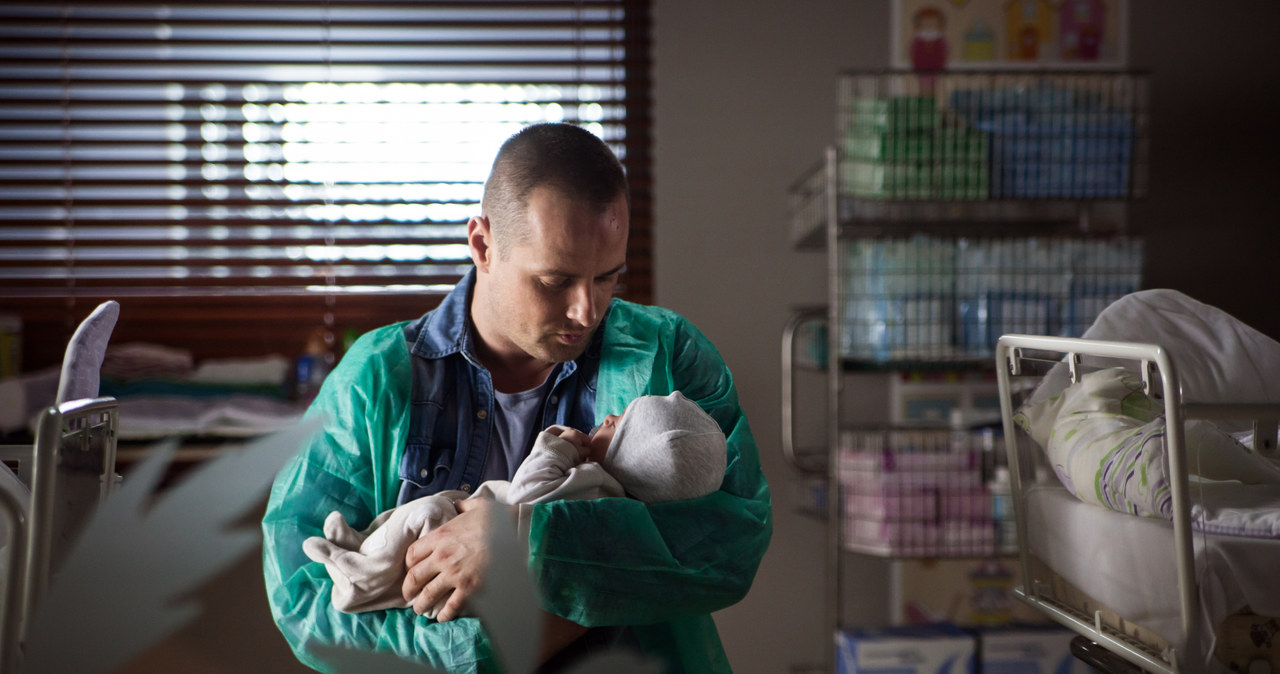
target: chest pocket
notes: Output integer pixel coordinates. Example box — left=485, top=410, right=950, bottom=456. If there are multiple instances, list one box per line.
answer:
left=399, top=399, right=455, bottom=497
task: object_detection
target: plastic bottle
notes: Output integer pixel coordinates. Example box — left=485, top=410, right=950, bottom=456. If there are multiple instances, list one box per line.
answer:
left=294, top=328, right=333, bottom=404
left=990, top=466, right=1016, bottom=553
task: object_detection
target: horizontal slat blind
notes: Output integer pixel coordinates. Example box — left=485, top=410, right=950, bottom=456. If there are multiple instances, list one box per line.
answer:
left=0, top=0, right=652, bottom=371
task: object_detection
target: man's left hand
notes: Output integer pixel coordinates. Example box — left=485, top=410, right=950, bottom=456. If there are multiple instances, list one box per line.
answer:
left=402, top=496, right=496, bottom=621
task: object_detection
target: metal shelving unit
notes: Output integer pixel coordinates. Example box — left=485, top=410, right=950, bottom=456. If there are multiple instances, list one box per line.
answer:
left=782, top=69, right=1151, bottom=672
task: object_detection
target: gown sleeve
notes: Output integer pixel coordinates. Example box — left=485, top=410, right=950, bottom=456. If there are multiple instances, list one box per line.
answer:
left=527, top=302, right=772, bottom=628
left=261, top=325, right=499, bottom=674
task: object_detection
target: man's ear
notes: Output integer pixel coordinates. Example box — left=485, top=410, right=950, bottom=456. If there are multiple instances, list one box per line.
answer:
left=468, top=215, right=494, bottom=272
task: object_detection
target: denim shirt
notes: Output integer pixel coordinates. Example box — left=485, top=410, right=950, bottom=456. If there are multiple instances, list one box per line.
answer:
left=396, top=269, right=602, bottom=505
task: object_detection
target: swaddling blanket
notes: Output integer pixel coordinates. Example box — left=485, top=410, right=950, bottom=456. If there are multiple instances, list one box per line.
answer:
left=302, top=429, right=625, bottom=615
left=1015, top=367, right=1280, bottom=538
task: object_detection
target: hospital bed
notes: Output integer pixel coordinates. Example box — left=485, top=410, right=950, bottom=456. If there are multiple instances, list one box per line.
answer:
left=1, top=299, right=123, bottom=671
left=0, top=396, right=120, bottom=672
left=994, top=327, right=1280, bottom=674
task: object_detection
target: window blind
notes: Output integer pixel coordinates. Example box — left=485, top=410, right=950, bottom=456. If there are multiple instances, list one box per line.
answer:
left=0, top=0, right=653, bottom=372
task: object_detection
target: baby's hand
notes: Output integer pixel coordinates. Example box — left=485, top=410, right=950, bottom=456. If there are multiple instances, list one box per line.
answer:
left=548, top=426, right=592, bottom=460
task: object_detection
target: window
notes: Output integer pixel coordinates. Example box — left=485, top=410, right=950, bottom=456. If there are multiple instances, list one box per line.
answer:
left=0, top=1, right=652, bottom=372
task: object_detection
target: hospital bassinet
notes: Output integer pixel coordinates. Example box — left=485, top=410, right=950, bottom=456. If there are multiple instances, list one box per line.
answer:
left=994, top=333, right=1280, bottom=673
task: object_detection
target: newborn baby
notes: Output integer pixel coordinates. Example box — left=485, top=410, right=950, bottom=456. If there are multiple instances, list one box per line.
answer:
left=302, top=391, right=727, bottom=615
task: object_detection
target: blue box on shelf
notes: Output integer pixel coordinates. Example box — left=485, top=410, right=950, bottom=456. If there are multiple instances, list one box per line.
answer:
left=837, top=624, right=976, bottom=674
left=977, top=624, right=1089, bottom=674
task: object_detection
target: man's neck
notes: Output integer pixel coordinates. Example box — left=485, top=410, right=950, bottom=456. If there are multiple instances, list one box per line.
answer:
left=468, top=299, right=555, bottom=394
left=475, top=336, right=555, bottom=394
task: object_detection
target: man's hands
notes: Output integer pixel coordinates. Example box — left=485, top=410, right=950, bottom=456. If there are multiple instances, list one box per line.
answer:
left=401, top=496, right=497, bottom=622
left=401, top=489, right=590, bottom=664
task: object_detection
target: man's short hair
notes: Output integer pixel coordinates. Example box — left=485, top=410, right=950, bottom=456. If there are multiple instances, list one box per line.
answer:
left=482, top=123, right=629, bottom=254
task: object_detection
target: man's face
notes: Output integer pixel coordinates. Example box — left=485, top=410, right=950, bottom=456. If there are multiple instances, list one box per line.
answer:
left=475, top=185, right=629, bottom=367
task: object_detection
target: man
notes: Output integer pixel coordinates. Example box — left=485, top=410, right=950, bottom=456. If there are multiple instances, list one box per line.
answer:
left=262, top=123, right=772, bottom=673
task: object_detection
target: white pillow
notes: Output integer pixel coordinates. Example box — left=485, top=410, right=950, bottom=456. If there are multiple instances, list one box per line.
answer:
left=55, top=300, right=120, bottom=405
left=1027, top=290, right=1280, bottom=419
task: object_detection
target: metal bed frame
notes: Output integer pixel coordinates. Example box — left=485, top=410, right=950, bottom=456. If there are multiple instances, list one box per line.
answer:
left=995, top=334, right=1280, bottom=674
left=0, top=396, right=120, bottom=673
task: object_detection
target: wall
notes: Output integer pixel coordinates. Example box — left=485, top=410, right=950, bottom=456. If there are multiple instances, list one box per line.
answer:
left=653, top=2, right=889, bottom=672
left=1128, top=1, right=1280, bottom=339
left=652, top=1, right=1279, bottom=673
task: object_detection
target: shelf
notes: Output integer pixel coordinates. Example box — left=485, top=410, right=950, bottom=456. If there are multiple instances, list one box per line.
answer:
left=839, top=357, right=994, bottom=373
left=790, top=70, right=1150, bottom=251
left=785, top=71, right=1151, bottom=671
left=843, top=541, right=1018, bottom=560
left=792, top=196, right=1132, bottom=250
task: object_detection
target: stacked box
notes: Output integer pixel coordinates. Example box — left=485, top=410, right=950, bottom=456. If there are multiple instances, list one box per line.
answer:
left=837, top=624, right=976, bottom=674
left=983, top=117, right=1133, bottom=199
left=841, top=93, right=993, bottom=201
left=936, top=125, right=989, bottom=200
left=842, top=236, right=1143, bottom=362
left=839, top=428, right=994, bottom=557
left=1063, top=238, right=1145, bottom=338
left=841, top=237, right=955, bottom=362
left=977, top=625, right=1088, bottom=673
left=842, top=96, right=938, bottom=200
left=953, top=237, right=1144, bottom=355
left=828, top=73, right=1146, bottom=206
left=954, top=85, right=1136, bottom=199
left=838, top=624, right=1088, bottom=674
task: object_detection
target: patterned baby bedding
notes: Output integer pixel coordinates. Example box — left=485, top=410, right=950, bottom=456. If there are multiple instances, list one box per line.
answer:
left=1016, top=366, right=1280, bottom=538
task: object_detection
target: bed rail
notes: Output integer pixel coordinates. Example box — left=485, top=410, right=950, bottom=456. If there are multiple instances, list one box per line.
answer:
left=995, top=334, right=1195, bottom=674
left=0, top=483, right=26, bottom=674
left=1, top=396, right=120, bottom=673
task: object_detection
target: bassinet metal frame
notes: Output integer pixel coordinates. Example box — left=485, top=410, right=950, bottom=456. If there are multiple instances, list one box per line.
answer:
left=994, top=334, right=1280, bottom=674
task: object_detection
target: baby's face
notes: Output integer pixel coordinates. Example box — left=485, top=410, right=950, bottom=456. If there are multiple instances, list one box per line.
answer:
left=587, top=413, right=621, bottom=463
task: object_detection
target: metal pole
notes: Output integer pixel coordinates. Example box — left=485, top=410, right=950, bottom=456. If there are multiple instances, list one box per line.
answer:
left=22, top=406, right=61, bottom=638
left=824, top=144, right=841, bottom=674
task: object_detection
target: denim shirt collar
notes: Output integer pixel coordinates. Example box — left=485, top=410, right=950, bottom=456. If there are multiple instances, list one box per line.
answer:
left=407, top=266, right=608, bottom=372
left=409, top=267, right=477, bottom=361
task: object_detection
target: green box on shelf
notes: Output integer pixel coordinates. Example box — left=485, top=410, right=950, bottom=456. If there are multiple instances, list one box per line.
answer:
left=843, top=130, right=935, bottom=162
left=935, top=161, right=989, bottom=200
left=841, top=159, right=933, bottom=200
left=848, top=96, right=938, bottom=134
left=936, top=127, right=988, bottom=162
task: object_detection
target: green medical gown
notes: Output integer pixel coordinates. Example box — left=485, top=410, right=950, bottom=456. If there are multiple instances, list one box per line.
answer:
left=261, top=299, right=773, bottom=673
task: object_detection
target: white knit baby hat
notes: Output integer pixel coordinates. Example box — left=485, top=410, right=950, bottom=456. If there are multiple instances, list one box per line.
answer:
left=603, top=391, right=727, bottom=502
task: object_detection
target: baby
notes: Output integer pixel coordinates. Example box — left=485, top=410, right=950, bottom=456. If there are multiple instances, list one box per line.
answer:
left=302, top=391, right=727, bottom=616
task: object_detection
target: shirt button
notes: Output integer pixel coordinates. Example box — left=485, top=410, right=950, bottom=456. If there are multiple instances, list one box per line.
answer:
left=419, top=468, right=429, bottom=479
left=476, top=409, right=487, bottom=420
left=460, top=483, right=471, bottom=493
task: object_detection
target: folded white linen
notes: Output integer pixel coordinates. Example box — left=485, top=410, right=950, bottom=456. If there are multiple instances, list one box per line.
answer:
left=115, top=395, right=304, bottom=439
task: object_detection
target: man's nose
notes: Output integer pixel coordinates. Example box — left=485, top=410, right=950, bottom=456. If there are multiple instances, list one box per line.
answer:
left=567, top=282, right=597, bottom=327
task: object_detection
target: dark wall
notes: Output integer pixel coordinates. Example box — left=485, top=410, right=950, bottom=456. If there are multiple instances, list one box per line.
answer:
left=1130, top=1, right=1280, bottom=339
